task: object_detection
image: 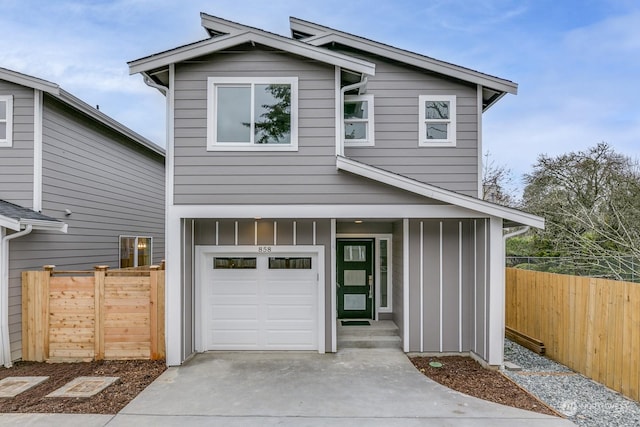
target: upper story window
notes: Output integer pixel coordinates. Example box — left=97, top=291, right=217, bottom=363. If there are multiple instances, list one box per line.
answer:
left=207, top=77, right=298, bottom=151
left=344, top=94, right=374, bottom=146
left=418, top=95, right=456, bottom=147
left=0, top=95, right=13, bottom=148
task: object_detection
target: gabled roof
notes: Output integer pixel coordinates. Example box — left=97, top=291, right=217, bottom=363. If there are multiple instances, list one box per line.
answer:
left=336, top=156, right=544, bottom=228
left=0, top=200, right=67, bottom=232
left=289, top=17, right=517, bottom=109
left=0, top=67, right=164, bottom=156
left=128, top=14, right=376, bottom=77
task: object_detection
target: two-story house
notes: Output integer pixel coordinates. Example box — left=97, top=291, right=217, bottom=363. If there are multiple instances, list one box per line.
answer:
left=0, top=67, right=165, bottom=366
left=129, top=13, right=543, bottom=367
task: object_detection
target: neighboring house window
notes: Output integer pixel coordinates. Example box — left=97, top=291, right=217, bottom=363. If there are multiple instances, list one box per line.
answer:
left=0, top=95, right=13, bottom=147
left=119, top=236, right=152, bottom=268
left=344, top=94, right=374, bottom=146
left=207, top=77, right=298, bottom=151
left=418, top=95, right=456, bottom=147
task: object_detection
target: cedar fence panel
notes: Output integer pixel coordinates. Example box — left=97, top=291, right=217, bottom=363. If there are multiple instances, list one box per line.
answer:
left=22, top=265, right=165, bottom=362
left=506, top=268, right=640, bottom=402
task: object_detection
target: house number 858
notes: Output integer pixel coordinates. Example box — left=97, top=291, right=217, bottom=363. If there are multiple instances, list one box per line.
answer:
left=258, top=246, right=272, bottom=253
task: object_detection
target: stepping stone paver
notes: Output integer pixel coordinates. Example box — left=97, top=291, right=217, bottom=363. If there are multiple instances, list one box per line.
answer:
left=0, top=376, right=49, bottom=397
left=46, top=376, right=119, bottom=398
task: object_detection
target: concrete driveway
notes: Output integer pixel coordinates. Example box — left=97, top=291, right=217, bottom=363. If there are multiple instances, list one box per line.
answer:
left=101, top=348, right=573, bottom=426
left=0, top=349, right=574, bottom=426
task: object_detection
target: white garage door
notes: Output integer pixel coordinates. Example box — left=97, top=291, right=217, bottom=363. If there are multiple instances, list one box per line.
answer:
left=203, top=254, right=318, bottom=350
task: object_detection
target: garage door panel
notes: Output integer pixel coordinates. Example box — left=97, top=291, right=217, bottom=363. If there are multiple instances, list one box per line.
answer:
left=205, top=252, right=318, bottom=351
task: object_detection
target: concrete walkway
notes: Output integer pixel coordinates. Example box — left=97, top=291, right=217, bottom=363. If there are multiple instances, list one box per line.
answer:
left=0, top=349, right=575, bottom=426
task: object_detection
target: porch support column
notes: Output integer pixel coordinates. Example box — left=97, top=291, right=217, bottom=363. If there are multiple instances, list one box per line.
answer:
left=487, top=216, right=505, bottom=366
left=165, top=208, right=182, bottom=366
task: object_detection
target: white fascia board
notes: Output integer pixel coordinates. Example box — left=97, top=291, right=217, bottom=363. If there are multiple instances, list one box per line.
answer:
left=129, top=31, right=375, bottom=77
left=303, top=33, right=517, bottom=95
left=0, top=67, right=59, bottom=95
left=0, top=216, right=20, bottom=232
left=55, top=90, right=165, bottom=156
left=337, top=156, right=544, bottom=228
left=200, top=13, right=250, bottom=36
left=170, top=204, right=483, bottom=220
left=290, top=18, right=331, bottom=39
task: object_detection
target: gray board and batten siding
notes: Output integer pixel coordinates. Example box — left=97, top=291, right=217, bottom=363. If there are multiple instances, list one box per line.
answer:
left=0, top=80, right=35, bottom=208
left=6, top=94, right=165, bottom=360
left=172, top=44, right=480, bottom=204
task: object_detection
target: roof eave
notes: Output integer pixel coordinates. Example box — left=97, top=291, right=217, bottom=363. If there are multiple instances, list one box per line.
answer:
left=0, top=67, right=60, bottom=95
left=336, top=156, right=544, bottom=229
left=129, top=30, right=376, bottom=77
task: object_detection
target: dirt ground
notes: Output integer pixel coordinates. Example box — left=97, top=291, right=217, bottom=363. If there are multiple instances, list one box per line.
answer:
left=0, top=360, right=165, bottom=414
left=1, top=356, right=560, bottom=416
left=410, top=355, right=560, bottom=417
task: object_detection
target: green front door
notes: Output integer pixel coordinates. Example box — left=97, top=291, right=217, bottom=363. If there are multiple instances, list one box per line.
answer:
left=337, top=239, right=374, bottom=319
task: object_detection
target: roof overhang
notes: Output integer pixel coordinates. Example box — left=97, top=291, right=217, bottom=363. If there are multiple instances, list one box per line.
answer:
left=289, top=17, right=517, bottom=106
left=336, top=155, right=544, bottom=229
left=129, top=30, right=376, bottom=77
left=0, top=67, right=60, bottom=95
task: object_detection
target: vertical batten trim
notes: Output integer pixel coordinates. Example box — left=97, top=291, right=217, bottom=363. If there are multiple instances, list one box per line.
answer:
left=234, top=221, right=238, bottom=246
left=439, top=221, right=443, bottom=353
left=334, top=67, right=341, bottom=156
left=331, top=219, right=337, bottom=352
left=403, top=218, right=409, bottom=352
left=273, top=221, right=277, bottom=245
left=484, top=218, right=488, bottom=358
left=191, top=219, right=195, bottom=351
left=458, top=221, right=463, bottom=352
left=33, top=90, right=43, bottom=212
left=477, top=84, right=483, bottom=198
left=215, top=221, right=219, bottom=246
left=312, top=221, right=316, bottom=245
left=254, top=221, right=258, bottom=246
left=473, top=220, right=477, bottom=352
left=419, top=221, right=424, bottom=352
left=293, top=221, right=297, bottom=246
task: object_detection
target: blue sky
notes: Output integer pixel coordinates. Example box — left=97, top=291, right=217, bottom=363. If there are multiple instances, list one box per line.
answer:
left=2, top=0, right=639, bottom=187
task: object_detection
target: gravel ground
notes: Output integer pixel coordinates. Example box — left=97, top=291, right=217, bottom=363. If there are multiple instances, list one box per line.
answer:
left=503, top=339, right=640, bottom=427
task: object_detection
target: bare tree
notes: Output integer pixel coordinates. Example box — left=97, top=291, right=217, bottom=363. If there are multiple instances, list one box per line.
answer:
left=482, top=151, right=517, bottom=207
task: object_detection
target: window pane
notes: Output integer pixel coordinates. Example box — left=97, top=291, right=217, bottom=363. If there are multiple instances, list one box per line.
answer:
left=0, top=101, right=6, bottom=119
left=216, top=86, right=251, bottom=142
left=344, top=101, right=368, bottom=119
left=380, top=240, right=388, bottom=307
left=345, top=122, right=367, bottom=140
left=120, top=237, right=135, bottom=268
left=0, top=123, right=5, bottom=140
left=137, top=237, right=151, bottom=266
left=344, top=245, right=366, bottom=262
left=426, top=123, right=448, bottom=140
left=213, top=257, right=257, bottom=269
left=254, top=84, right=291, bottom=144
left=269, top=257, right=312, bottom=269
left=425, top=101, right=449, bottom=120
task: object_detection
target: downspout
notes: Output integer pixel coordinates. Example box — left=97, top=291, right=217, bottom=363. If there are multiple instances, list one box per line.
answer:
left=1, top=225, right=33, bottom=367
left=338, top=76, right=368, bottom=157
left=143, top=74, right=168, bottom=96
left=503, top=226, right=530, bottom=242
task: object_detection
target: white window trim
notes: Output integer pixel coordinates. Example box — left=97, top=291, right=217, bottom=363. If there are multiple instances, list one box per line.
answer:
left=0, top=95, right=14, bottom=148
left=119, top=235, right=153, bottom=268
left=343, top=94, right=374, bottom=147
left=207, top=76, right=298, bottom=151
left=418, top=94, right=456, bottom=147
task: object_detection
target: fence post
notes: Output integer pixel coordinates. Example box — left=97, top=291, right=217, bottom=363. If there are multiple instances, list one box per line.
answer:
left=94, top=265, right=108, bottom=360
left=149, top=265, right=159, bottom=360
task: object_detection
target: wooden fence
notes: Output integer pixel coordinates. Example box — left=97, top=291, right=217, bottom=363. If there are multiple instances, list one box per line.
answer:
left=22, top=265, right=165, bottom=362
left=506, top=268, right=640, bottom=402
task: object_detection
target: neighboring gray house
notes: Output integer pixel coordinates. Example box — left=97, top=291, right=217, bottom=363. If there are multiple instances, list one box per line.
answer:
left=129, top=14, right=543, bottom=367
left=0, top=67, right=165, bottom=366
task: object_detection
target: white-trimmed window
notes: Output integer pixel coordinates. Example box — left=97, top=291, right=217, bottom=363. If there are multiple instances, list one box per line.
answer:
left=119, top=236, right=152, bottom=268
left=207, top=77, right=298, bottom=151
left=344, top=94, right=374, bottom=146
left=418, top=95, right=456, bottom=147
left=0, top=95, right=13, bottom=147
